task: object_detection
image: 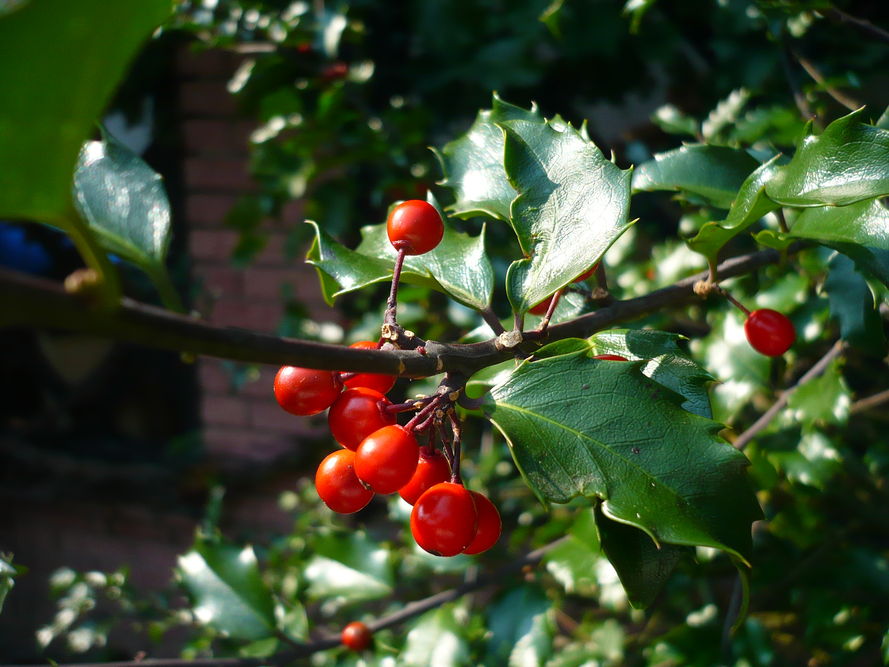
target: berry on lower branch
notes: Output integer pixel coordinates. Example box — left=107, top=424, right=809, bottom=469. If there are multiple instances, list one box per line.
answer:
left=315, top=449, right=374, bottom=514
left=744, top=308, right=796, bottom=357
left=410, top=482, right=478, bottom=557
left=354, top=424, right=420, bottom=494
left=341, top=621, right=373, bottom=651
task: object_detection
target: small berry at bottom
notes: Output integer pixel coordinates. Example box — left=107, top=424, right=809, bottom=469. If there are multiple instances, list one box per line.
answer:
left=355, top=425, right=419, bottom=494
left=328, top=387, right=395, bottom=450
left=463, top=491, right=502, bottom=555
left=411, top=482, right=478, bottom=557
left=342, top=340, right=397, bottom=394
left=744, top=308, right=796, bottom=357
left=398, top=447, right=452, bottom=505
left=315, top=449, right=374, bottom=514
left=341, top=621, right=373, bottom=652
left=593, top=354, right=628, bottom=361
left=274, top=366, right=342, bottom=416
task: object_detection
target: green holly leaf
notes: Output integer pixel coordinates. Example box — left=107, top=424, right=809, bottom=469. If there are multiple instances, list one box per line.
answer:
left=0, top=0, right=172, bottom=223
left=434, top=93, right=542, bottom=221
left=789, top=198, right=889, bottom=250
left=827, top=243, right=889, bottom=288
left=544, top=509, right=601, bottom=597
left=632, top=145, right=760, bottom=209
left=687, top=156, right=782, bottom=261
left=588, top=329, right=715, bottom=418
left=485, top=585, right=554, bottom=667
left=483, top=339, right=761, bottom=564
left=401, top=604, right=470, bottom=667
left=787, top=359, right=851, bottom=428
left=500, top=119, right=632, bottom=313
left=753, top=229, right=796, bottom=252
left=177, top=540, right=277, bottom=640
left=305, top=216, right=494, bottom=310
left=765, top=109, right=889, bottom=207
left=650, top=104, right=700, bottom=138
left=824, top=253, right=887, bottom=354
left=304, top=531, right=393, bottom=604
left=594, top=506, right=687, bottom=609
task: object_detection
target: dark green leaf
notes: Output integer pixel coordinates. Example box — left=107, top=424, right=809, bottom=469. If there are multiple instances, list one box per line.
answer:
left=770, top=429, right=844, bottom=490
left=765, top=109, right=889, bottom=207
left=650, top=104, right=699, bottom=138
left=434, top=93, right=542, bottom=221
left=0, top=0, right=172, bottom=222
left=827, top=243, right=889, bottom=287
left=752, top=229, right=796, bottom=252
left=304, top=531, right=393, bottom=603
left=588, top=329, right=715, bottom=418
left=401, top=604, right=470, bottom=667
left=824, top=253, right=887, bottom=354
left=486, top=585, right=553, bottom=667
left=483, top=339, right=761, bottom=563
left=787, top=359, right=851, bottom=428
left=632, top=145, right=760, bottom=209
left=500, top=118, right=632, bottom=312
left=789, top=198, right=889, bottom=250
left=544, top=510, right=601, bottom=597
left=177, top=540, right=276, bottom=640
left=595, top=506, right=687, bottom=608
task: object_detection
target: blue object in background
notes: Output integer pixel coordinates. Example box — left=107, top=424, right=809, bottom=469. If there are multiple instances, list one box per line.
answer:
left=0, top=222, right=53, bottom=275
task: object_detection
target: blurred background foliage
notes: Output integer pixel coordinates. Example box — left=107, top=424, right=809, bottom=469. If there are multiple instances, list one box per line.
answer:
left=6, top=0, right=889, bottom=665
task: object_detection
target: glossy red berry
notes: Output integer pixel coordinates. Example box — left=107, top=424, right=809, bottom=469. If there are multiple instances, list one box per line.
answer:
left=529, top=292, right=560, bottom=316
left=328, top=387, right=396, bottom=451
left=573, top=261, right=600, bottom=283
left=342, top=341, right=397, bottom=395
left=386, top=200, right=444, bottom=255
left=354, top=425, right=419, bottom=494
left=410, top=482, right=478, bottom=557
left=341, top=621, right=373, bottom=652
left=463, top=491, right=502, bottom=555
left=593, top=354, right=628, bottom=361
left=744, top=308, right=796, bottom=357
left=315, top=449, right=374, bottom=514
left=274, top=366, right=342, bottom=416
left=398, top=447, right=452, bottom=505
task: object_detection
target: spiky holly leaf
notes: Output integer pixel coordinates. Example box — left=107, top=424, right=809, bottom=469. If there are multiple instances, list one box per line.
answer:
left=434, top=93, right=542, bottom=221
left=483, top=338, right=761, bottom=565
left=789, top=197, right=889, bottom=250
left=765, top=109, right=889, bottom=207
left=499, top=119, right=632, bottom=313
left=824, top=253, right=887, bottom=355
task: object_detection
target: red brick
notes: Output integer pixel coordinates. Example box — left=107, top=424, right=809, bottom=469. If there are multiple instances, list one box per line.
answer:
left=201, top=394, right=250, bottom=427
left=189, top=229, right=239, bottom=261
left=249, top=399, right=329, bottom=437
left=243, top=266, right=299, bottom=300
left=179, top=81, right=238, bottom=117
left=182, top=119, right=254, bottom=156
left=198, top=360, right=236, bottom=394
left=186, top=192, right=239, bottom=227
left=241, top=365, right=279, bottom=398
left=195, top=264, right=244, bottom=297
left=184, top=157, right=256, bottom=191
left=177, top=47, right=243, bottom=79
left=209, top=299, right=283, bottom=331
left=202, top=426, right=295, bottom=462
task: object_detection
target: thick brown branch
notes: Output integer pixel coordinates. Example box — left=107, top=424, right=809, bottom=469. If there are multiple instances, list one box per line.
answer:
left=0, top=245, right=799, bottom=379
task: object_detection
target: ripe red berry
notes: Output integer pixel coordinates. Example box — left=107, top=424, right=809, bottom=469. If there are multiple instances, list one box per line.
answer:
left=342, top=341, right=397, bottom=395
left=328, top=387, right=396, bottom=451
left=744, top=308, right=796, bottom=357
left=354, top=425, right=419, bottom=494
left=315, top=449, right=374, bottom=514
left=398, top=447, right=452, bottom=505
left=410, top=482, right=478, bottom=557
left=593, top=354, right=628, bottom=361
left=274, top=366, right=342, bottom=416
left=529, top=293, right=560, bottom=316
left=573, top=261, right=599, bottom=283
left=462, top=491, right=502, bottom=555
left=386, top=200, right=444, bottom=255
left=341, top=621, right=373, bottom=652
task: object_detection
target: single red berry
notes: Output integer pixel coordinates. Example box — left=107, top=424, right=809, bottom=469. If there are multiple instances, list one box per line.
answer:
left=462, top=491, right=502, bottom=555
left=398, top=447, right=452, bottom=505
left=354, top=425, right=419, bottom=494
left=321, top=61, right=348, bottom=81
left=341, top=621, right=373, bottom=652
left=744, top=308, right=796, bottom=357
left=410, top=482, right=478, bottom=557
left=593, top=354, right=628, bottom=361
left=328, top=387, right=396, bottom=451
left=573, top=261, right=600, bottom=283
left=274, top=366, right=342, bottom=416
left=315, top=449, right=374, bottom=514
left=386, top=200, right=444, bottom=255
left=342, top=341, right=397, bottom=395
left=529, top=293, right=560, bottom=316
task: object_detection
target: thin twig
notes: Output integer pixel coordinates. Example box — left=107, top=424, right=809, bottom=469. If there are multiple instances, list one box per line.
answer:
left=850, top=388, right=889, bottom=415
left=821, top=7, right=889, bottom=45
left=384, top=245, right=408, bottom=326
left=791, top=50, right=861, bottom=111
left=778, top=42, right=814, bottom=122
left=480, top=307, right=506, bottom=335
left=732, top=340, right=846, bottom=450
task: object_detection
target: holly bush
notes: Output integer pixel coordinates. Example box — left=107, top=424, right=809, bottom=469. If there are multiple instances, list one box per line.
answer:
left=1, top=0, right=888, bottom=665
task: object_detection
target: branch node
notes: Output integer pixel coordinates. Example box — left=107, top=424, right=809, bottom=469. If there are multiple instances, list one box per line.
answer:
left=496, top=329, right=523, bottom=351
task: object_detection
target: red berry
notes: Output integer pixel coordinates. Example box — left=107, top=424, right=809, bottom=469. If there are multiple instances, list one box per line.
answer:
left=573, top=262, right=599, bottom=283
left=462, top=491, right=501, bottom=555
left=342, top=341, right=397, bottom=394
left=386, top=200, right=444, bottom=255
left=354, top=425, right=419, bottom=494
left=398, top=447, right=452, bottom=505
left=274, top=366, right=342, bottom=416
left=341, top=621, right=373, bottom=652
left=593, top=354, right=628, bottom=361
left=315, top=449, right=374, bottom=514
left=744, top=308, right=796, bottom=357
left=529, top=293, right=560, bottom=316
left=321, top=61, right=348, bottom=81
left=328, top=387, right=396, bottom=451
left=410, top=482, right=477, bottom=557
